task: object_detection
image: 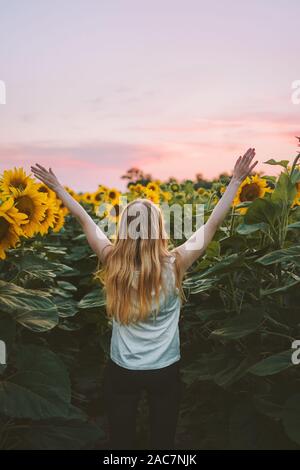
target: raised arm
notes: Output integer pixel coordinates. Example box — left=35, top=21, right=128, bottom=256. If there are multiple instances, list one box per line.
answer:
left=173, top=148, right=258, bottom=273
left=30, top=164, right=112, bottom=263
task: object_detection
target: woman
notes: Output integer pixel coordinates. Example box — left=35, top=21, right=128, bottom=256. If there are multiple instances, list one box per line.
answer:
left=31, top=148, right=257, bottom=449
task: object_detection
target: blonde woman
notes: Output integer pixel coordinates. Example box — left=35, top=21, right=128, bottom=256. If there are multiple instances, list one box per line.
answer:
left=31, top=148, right=257, bottom=449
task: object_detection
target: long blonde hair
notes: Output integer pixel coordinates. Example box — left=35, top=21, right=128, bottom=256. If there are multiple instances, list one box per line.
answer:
left=94, top=198, right=185, bottom=325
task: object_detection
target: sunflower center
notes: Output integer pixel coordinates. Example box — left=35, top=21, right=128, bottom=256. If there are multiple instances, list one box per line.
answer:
left=15, top=196, right=35, bottom=218
left=38, top=186, right=49, bottom=194
left=109, top=191, right=117, bottom=199
left=0, top=216, right=10, bottom=240
left=10, top=178, right=26, bottom=191
left=239, top=183, right=260, bottom=202
left=95, top=193, right=102, bottom=201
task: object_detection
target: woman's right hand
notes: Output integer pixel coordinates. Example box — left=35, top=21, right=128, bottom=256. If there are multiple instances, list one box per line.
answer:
left=30, top=164, right=62, bottom=192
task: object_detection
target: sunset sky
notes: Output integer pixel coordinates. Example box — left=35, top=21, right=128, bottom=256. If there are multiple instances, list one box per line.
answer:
left=1, top=0, right=299, bottom=191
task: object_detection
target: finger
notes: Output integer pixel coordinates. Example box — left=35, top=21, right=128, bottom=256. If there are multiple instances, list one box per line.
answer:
left=35, top=163, right=49, bottom=173
left=31, top=170, right=51, bottom=183
left=234, top=156, right=242, bottom=167
left=242, top=148, right=253, bottom=160
left=31, top=168, right=45, bottom=178
left=244, top=148, right=255, bottom=162
left=249, top=160, right=258, bottom=172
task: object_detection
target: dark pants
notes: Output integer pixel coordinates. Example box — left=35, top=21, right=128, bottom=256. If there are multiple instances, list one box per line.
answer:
left=102, top=357, right=182, bottom=449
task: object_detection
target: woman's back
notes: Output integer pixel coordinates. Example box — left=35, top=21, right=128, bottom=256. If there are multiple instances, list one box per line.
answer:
left=110, top=255, right=181, bottom=370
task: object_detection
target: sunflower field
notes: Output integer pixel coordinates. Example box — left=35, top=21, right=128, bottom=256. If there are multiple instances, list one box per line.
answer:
left=1, top=146, right=300, bottom=450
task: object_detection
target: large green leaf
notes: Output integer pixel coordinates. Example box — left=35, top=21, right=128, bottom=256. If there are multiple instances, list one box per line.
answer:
left=16, top=253, right=77, bottom=280
left=211, top=308, right=264, bottom=339
left=244, top=198, right=281, bottom=226
left=263, top=158, right=289, bottom=168
left=78, top=289, right=106, bottom=310
left=0, top=281, right=58, bottom=332
left=236, top=222, right=269, bottom=235
left=191, top=253, right=244, bottom=280
left=52, top=296, right=79, bottom=318
left=0, top=345, right=71, bottom=420
left=283, top=394, right=300, bottom=445
left=204, top=352, right=253, bottom=387
left=271, top=172, right=297, bottom=205
left=256, top=245, right=300, bottom=266
left=249, top=350, right=293, bottom=376
left=287, top=221, right=300, bottom=230
left=183, top=277, right=216, bottom=293
left=14, top=418, right=105, bottom=450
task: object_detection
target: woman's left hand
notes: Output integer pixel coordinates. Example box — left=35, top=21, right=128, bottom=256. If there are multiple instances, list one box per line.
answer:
left=232, top=148, right=258, bottom=183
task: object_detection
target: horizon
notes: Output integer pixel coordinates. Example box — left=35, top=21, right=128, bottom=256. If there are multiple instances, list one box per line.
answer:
left=1, top=0, right=299, bottom=191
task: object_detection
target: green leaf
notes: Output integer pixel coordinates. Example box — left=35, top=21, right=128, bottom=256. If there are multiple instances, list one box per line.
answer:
left=256, top=245, right=300, bottom=266
left=196, top=253, right=244, bottom=279
left=205, top=241, right=220, bottom=258
left=183, top=277, right=216, bottom=293
left=0, top=345, right=71, bottom=420
left=253, top=396, right=282, bottom=419
left=290, top=168, right=300, bottom=185
left=287, top=221, right=300, bottom=230
left=52, top=296, right=79, bottom=318
left=249, top=350, right=293, bottom=376
left=57, top=281, right=78, bottom=292
left=260, top=277, right=300, bottom=296
left=16, top=254, right=77, bottom=280
left=263, top=159, right=289, bottom=168
left=271, top=172, right=297, bottom=205
left=211, top=308, right=264, bottom=340
left=283, top=394, right=300, bottom=445
left=244, top=198, right=281, bottom=226
left=236, top=223, right=269, bottom=235
left=78, top=289, right=106, bottom=309
left=14, top=419, right=105, bottom=450
left=0, top=281, right=59, bottom=332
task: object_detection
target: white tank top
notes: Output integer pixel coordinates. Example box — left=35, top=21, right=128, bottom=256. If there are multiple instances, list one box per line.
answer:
left=110, top=255, right=181, bottom=370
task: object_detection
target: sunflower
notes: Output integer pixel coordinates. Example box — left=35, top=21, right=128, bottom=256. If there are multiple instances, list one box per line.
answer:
left=36, top=182, right=57, bottom=201
left=170, top=183, right=180, bottom=192
left=0, top=167, right=32, bottom=196
left=107, top=202, right=121, bottom=222
left=147, top=181, right=160, bottom=192
left=55, top=196, right=70, bottom=215
left=144, top=188, right=160, bottom=204
left=197, top=187, right=206, bottom=195
left=233, top=175, right=272, bottom=213
left=104, top=188, right=121, bottom=204
left=130, top=183, right=144, bottom=194
left=11, top=185, right=48, bottom=237
left=81, top=192, right=95, bottom=204
left=52, top=208, right=66, bottom=233
left=38, top=198, right=60, bottom=235
left=92, top=185, right=108, bottom=206
left=0, top=198, right=28, bottom=259
left=292, top=180, right=300, bottom=207
left=160, top=191, right=172, bottom=202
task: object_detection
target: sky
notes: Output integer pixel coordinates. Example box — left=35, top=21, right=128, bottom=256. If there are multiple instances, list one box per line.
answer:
left=0, top=0, right=299, bottom=191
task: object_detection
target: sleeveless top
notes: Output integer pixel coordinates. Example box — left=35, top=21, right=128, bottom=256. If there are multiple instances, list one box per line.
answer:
left=110, top=255, right=181, bottom=370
